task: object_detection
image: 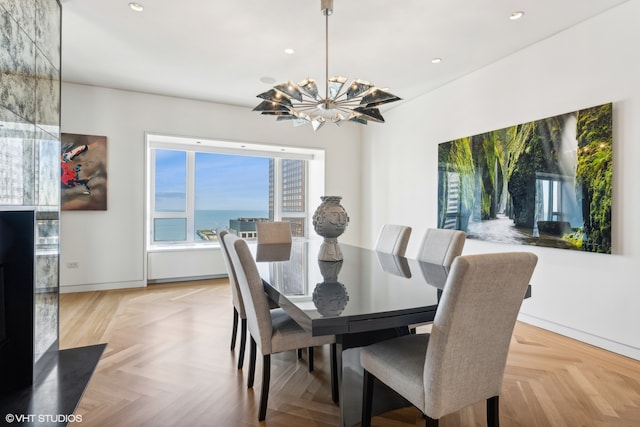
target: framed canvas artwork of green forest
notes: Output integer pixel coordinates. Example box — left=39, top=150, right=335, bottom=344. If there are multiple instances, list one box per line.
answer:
left=437, top=102, right=612, bottom=254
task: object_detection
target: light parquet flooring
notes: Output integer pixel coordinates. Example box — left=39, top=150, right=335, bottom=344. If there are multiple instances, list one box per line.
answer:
left=60, top=279, right=640, bottom=427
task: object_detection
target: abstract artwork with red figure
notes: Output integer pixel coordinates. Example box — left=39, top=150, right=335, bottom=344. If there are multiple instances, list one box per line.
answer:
left=61, top=133, right=108, bottom=210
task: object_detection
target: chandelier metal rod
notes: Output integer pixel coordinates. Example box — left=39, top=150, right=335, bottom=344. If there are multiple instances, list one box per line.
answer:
left=324, top=4, right=329, bottom=101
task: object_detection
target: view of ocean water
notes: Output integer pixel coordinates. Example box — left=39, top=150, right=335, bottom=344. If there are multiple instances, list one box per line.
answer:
left=196, top=209, right=268, bottom=233
left=155, top=210, right=268, bottom=241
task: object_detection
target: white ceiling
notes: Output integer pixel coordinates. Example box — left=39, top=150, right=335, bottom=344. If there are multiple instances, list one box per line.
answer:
left=60, top=0, right=630, bottom=110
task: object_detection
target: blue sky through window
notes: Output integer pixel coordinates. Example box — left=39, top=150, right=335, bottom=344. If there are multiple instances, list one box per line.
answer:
left=155, top=150, right=186, bottom=211
left=155, top=149, right=269, bottom=212
left=195, top=152, right=269, bottom=210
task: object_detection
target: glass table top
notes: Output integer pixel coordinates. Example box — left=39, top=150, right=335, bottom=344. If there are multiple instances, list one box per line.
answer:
left=252, top=239, right=449, bottom=335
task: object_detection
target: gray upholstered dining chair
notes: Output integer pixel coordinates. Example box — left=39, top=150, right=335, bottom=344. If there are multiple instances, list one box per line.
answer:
left=361, top=252, right=538, bottom=427
left=374, top=224, right=412, bottom=257
left=218, top=229, right=250, bottom=369
left=224, top=233, right=338, bottom=421
left=218, top=228, right=280, bottom=370
left=416, top=228, right=466, bottom=267
left=256, top=221, right=292, bottom=244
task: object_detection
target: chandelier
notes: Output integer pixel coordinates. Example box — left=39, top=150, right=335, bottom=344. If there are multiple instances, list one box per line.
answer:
left=253, top=0, right=402, bottom=131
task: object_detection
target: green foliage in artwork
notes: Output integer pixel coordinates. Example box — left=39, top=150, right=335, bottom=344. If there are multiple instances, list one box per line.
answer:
left=509, top=124, right=549, bottom=228
left=505, top=122, right=536, bottom=176
left=479, top=133, right=498, bottom=220
left=575, top=103, right=612, bottom=253
left=564, top=228, right=584, bottom=249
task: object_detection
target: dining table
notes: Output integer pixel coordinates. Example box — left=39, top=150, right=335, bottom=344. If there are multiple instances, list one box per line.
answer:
left=252, top=238, right=531, bottom=427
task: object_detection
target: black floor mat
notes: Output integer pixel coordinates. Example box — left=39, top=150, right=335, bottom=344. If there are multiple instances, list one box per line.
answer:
left=0, top=344, right=106, bottom=426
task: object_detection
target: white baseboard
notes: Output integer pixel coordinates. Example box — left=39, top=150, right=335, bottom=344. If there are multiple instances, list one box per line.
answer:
left=60, top=280, right=147, bottom=293
left=518, top=313, right=640, bottom=361
left=146, top=274, right=226, bottom=284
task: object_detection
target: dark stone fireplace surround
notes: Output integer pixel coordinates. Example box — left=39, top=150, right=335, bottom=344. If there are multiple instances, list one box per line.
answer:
left=0, top=211, right=106, bottom=426
left=0, top=210, right=36, bottom=394
left=0, top=211, right=104, bottom=422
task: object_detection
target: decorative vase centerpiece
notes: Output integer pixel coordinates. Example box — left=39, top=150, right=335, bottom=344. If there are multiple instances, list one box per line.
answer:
left=312, top=196, right=349, bottom=261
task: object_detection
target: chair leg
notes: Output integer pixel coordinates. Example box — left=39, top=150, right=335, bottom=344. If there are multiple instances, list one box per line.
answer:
left=237, top=318, right=247, bottom=369
left=297, top=348, right=303, bottom=359
left=361, top=370, right=375, bottom=427
left=487, top=395, right=499, bottom=427
left=330, top=343, right=339, bottom=404
left=248, top=336, right=257, bottom=388
left=258, top=354, right=271, bottom=421
left=425, top=416, right=439, bottom=427
left=307, top=347, right=314, bottom=372
left=231, top=308, right=239, bottom=350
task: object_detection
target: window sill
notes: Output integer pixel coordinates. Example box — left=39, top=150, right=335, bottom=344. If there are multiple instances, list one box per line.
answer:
left=147, top=242, right=221, bottom=253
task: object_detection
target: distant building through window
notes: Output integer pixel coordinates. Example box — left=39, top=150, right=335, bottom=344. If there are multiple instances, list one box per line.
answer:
left=271, top=159, right=306, bottom=237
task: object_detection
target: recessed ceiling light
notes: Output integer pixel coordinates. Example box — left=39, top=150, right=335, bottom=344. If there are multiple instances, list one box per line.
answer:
left=509, top=11, right=524, bottom=20
left=129, top=2, right=144, bottom=12
left=431, top=58, right=442, bottom=64
left=260, top=76, right=276, bottom=84
left=284, top=48, right=295, bottom=55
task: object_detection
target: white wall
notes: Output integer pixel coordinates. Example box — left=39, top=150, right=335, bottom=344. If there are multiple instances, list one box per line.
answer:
left=361, top=1, right=640, bottom=360
left=60, top=84, right=363, bottom=291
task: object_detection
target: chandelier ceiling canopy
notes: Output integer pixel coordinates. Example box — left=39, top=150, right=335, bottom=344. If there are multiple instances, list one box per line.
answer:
left=253, top=0, right=402, bottom=131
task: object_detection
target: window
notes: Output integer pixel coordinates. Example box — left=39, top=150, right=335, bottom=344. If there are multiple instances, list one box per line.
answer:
left=153, top=150, right=187, bottom=241
left=146, top=135, right=323, bottom=246
left=536, top=173, right=567, bottom=222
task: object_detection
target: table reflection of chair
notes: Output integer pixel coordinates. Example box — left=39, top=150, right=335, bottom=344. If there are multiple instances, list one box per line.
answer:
left=375, top=224, right=412, bottom=257
left=361, top=252, right=538, bottom=427
left=418, top=262, right=449, bottom=290
left=225, top=233, right=338, bottom=421
left=255, top=243, right=292, bottom=262
left=375, top=251, right=412, bottom=278
left=418, top=262, right=450, bottom=310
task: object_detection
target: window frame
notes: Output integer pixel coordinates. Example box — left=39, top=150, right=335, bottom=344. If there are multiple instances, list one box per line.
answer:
left=145, top=134, right=323, bottom=249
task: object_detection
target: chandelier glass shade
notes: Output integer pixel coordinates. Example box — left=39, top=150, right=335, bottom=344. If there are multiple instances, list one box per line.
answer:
left=253, top=0, right=401, bottom=131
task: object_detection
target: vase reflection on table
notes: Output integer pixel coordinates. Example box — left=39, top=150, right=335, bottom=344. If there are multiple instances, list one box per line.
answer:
left=312, top=196, right=349, bottom=261
left=313, top=260, right=349, bottom=316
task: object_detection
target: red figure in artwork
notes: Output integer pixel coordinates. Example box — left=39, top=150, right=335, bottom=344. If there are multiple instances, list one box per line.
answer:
left=61, top=143, right=91, bottom=194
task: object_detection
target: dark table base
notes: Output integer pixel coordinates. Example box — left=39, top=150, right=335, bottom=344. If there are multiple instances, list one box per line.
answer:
left=337, top=328, right=412, bottom=427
